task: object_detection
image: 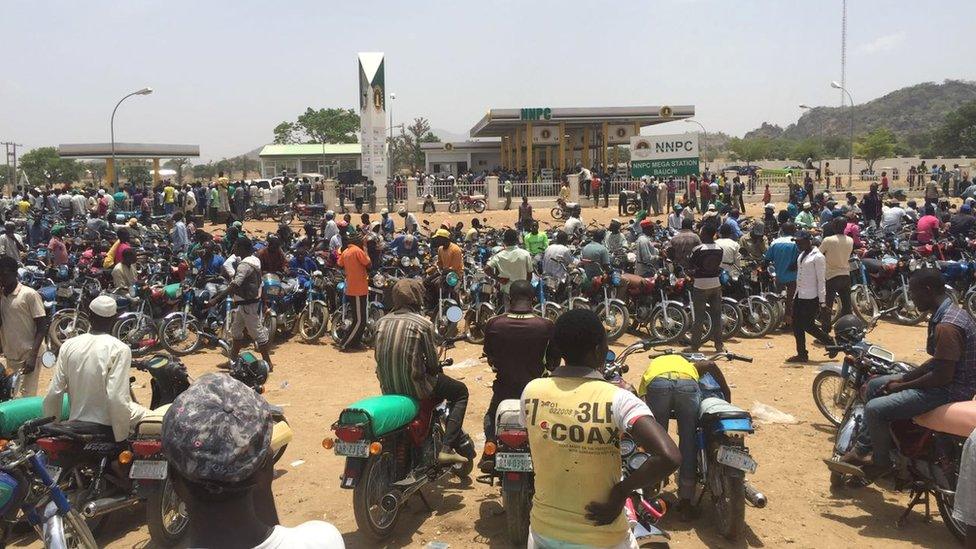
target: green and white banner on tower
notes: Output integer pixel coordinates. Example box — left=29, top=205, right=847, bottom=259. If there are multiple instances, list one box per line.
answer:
left=630, top=133, right=700, bottom=178
left=358, top=52, right=388, bottom=182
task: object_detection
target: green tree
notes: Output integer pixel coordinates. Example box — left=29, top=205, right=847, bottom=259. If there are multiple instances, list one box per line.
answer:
left=789, top=138, right=823, bottom=163
left=931, top=100, right=976, bottom=157
left=82, top=161, right=107, bottom=185
left=19, top=147, right=83, bottom=186
left=123, top=161, right=152, bottom=187
left=727, top=138, right=770, bottom=164
left=822, top=136, right=851, bottom=158
left=854, top=128, right=897, bottom=173
left=273, top=108, right=361, bottom=144
left=192, top=162, right=217, bottom=180
left=163, top=157, right=192, bottom=184
left=405, top=117, right=439, bottom=169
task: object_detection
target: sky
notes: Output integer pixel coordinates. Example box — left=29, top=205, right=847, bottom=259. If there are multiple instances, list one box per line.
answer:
left=3, top=0, right=974, bottom=162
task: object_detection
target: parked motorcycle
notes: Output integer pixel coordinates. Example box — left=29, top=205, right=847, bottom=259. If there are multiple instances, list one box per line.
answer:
left=476, top=398, right=533, bottom=545
left=0, top=417, right=98, bottom=548
left=447, top=192, right=487, bottom=214
left=323, top=333, right=473, bottom=540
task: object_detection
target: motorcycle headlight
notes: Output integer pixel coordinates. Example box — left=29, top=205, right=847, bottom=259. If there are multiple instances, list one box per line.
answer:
left=337, top=281, right=346, bottom=293
left=372, top=273, right=386, bottom=287
left=610, top=271, right=621, bottom=287
left=626, top=452, right=649, bottom=471
left=445, top=271, right=459, bottom=288
left=400, top=256, right=411, bottom=267
left=619, top=438, right=636, bottom=457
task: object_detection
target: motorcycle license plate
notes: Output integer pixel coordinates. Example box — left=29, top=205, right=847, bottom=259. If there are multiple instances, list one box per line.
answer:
left=717, top=446, right=757, bottom=474
left=335, top=441, right=369, bottom=458
left=45, top=465, right=62, bottom=483
left=129, top=460, right=168, bottom=480
left=495, top=452, right=533, bottom=472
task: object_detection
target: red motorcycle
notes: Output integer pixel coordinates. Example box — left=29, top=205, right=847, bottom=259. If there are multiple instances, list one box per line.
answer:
left=447, top=192, right=486, bottom=214
left=620, top=270, right=688, bottom=344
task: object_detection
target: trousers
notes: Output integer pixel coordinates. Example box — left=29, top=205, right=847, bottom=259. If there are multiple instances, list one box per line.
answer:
left=341, top=295, right=367, bottom=349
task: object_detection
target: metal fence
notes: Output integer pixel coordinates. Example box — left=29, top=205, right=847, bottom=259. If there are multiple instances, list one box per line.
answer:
left=419, top=179, right=489, bottom=202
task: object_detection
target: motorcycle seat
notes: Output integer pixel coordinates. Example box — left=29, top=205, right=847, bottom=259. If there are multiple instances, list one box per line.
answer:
left=132, top=404, right=171, bottom=437
left=338, top=395, right=420, bottom=437
left=620, top=273, right=653, bottom=295
left=699, top=397, right=751, bottom=421
left=913, top=399, right=976, bottom=438
left=860, top=258, right=887, bottom=274
left=495, top=399, right=525, bottom=431
left=40, top=420, right=115, bottom=442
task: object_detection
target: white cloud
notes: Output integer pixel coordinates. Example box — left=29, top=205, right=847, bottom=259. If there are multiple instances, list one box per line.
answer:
left=856, top=33, right=905, bottom=54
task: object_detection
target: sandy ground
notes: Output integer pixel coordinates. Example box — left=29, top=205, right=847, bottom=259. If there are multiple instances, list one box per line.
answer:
left=16, top=205, right=956, bottom=549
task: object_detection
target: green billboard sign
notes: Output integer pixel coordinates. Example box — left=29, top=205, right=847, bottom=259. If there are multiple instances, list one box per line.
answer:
left=630, top=134, right=700, bottom=178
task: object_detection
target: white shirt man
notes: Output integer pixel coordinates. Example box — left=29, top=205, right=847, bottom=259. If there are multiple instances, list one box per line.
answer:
left=795, top=246, right=827, bottom=304
left=183, top=189, right=197, bottom=213
left=1, top=281, right=46, bottom=396
left=57, top=192, right=72, bottom=213
left=563, top=216, right=583, bottom=236
left=715, top=235, right=742, bottom=278
left=881, top=205, right=906, bottom=234
left=112, top=262, right=137, bottom=292
left=542, top=242, right=576, bottom=281
left=43, top=296, right=149, bottom=442
left=71, top=193, right=88, bottom=217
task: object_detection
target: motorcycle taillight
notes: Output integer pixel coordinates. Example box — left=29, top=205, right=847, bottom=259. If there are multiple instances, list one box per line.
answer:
left=334, top=425, right=366, bottom=443
left=497, top=429, right=528, bottom=449
left=36, top=437, right=75, bottom=457
left=132, top=439, right=163, bottom=457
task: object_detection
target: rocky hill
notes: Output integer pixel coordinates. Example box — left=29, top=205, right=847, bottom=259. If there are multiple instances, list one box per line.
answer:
left=745, top=79, right=976, bottom=145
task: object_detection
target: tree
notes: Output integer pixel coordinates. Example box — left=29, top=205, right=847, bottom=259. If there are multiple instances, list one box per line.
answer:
left=931, top=100, right=976, bottom=157
left=19, top=147, right=83, bottom=186
left=789, top=138, right=823, bottom=163
left=854, top=128, right=896, bottom=173
left=193, top=162, right=217, bottom=180
left=163, top=157, right=192, bottom=184
left=123, top=161, right=152, bottom=187
left=727, top=138, right=770, bottom=164
left=273, top=108, right=360, bottom=144
left=405, top=117, right=439, bottom=169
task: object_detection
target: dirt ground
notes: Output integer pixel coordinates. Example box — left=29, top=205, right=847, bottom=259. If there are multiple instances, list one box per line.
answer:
left=18, top=203, right=956, bottom=549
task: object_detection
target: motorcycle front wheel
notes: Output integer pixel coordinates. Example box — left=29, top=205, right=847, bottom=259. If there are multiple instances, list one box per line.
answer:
left=811, top=370, right=846, bottom=426
left=146, top=476, right=189, bottom=547
left=893, top=292, right=926, bottom=325
left=159, top=316, right=202, bottom=356
left=737, top=298, right=775, bottom=338
left=113, top=315, right=156, bottom=357
left=550, top=207, right=563, bottom=220
left=595, top=302, right=628, bottom=342
left=851, top=285, right=879, bottom=323
left=472, top=199, right=486, bottom=214
left=448, top=201, right=460, bottom=214
left=464, top=303, right=492, bottom=344
left=721, top=301, right=741, bottom=340
left=297, top=302, right=329, bottom=343
left=48, top=310, right=91, bottom=351
left=329, top=310, right=347, bottom=343
left=648, top=303, right=688, bottom=344
left=352, top=452, right=399, bottom=540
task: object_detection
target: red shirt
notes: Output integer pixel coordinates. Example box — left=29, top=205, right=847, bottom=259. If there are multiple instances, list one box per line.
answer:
left=338, top=244, right=371, bottom=296
left=916, top=215, right=940, bottom=244
left=590, top=177, right=601, bottom=192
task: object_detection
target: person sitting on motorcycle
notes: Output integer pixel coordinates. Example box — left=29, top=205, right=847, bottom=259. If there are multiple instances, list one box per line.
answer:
left=604, top=219, right=627, bottom=255
left=288, top=243, right=318, bottom=276
left=639, top=354, right=732, bottom=521
left=521, top=309, right=680, bottom=548
left=464, top=217, right=482, bottom=243
left=634, top=219, right=659, bottom=277
left=257, top=234, right=287, bottom=274
left=111, top=248, right=139, bottom=292
left=524, top=220, right=549, bottom=258
left=838, top=268, right=976, bottom=477
left=193, top=240, right=225, bottom=277
left=564, top=207, right=584, bottom=238
left=373, top=279, right=476, bottom=464
left=581, top=229, right=611, bottom=280
left=480, top=280, right=560, bottom=472
left=391, top=232, right=420, bottom=260
left=43, top=295, right=150, bottom=442
left=162, top=374, right=344, bottom=548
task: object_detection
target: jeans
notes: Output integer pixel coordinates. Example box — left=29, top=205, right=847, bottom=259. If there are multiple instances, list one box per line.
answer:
left=691, top=286, right=723, bottom=349
left=855, top=374, right=952, bottom=467
left=792, top=297, right=832, bottom=357
left=646, top=377, right=701, bottom=499
left=433, top=374, right=468, bottom=449
left=824, top=275, right=853, bottom=331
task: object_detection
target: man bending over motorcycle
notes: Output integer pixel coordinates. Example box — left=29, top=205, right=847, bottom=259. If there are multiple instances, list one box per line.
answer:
left=521, top=309, right=680, bottom=549
left=839, top=268, right=976, bottom=476
left=480, top=280, right=560, bottom=472
left=638, top=354, right=731, bottom=521
left=374, top=279, right=476, bottom=464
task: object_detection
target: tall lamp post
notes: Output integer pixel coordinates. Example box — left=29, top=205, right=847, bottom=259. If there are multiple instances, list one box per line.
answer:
left=798, top=104, right=825, bottom=176
left=683, top=118, right=708, bottom=170
left=830, top=81, right=855, bottom=188
left=110, top=87, right=153, bottom=190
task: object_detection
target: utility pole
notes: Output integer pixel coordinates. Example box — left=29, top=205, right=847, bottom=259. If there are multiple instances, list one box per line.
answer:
left=2, top=142, right=24, bottom=196
left=840, top=0, right=847, bottom=107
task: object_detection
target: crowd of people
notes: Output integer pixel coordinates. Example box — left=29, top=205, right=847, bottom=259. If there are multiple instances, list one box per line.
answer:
left=1, top=162, right=975, bottom=548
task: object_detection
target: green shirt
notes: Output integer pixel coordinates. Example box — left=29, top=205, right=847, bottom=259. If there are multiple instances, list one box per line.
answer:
left=524, top=231, right=549, bottom=255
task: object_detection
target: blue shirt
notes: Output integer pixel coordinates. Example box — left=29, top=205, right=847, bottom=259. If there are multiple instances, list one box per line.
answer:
left=288, top=255, right=318, bottom=275
left=764, top=236, right=800, bottom=283
left=193, top=254, right=225, bottom=276
left=723, top=217, right=743, bottom=240
left=391, top=235, right=419, bottom=258
left=382, top=216, right=395, bottom=235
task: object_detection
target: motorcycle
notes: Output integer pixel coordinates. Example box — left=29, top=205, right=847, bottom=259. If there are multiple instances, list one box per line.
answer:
left=47, top=276, right=102, bottom=351
left=447, top=192, right=487, bottom=214
left=820, top=324, right=973, bottom=541
left=462, top=268, right=497, bottom=344
left=36, top=351, right=292, bottom=547
left=0, top=417, right=98, bottom=548
left=620, top=269, right=689, bottom=344
left=549, top=199, right=579, bottom=220
left=113, top=283, right=182, bottom=357
left=323, top=328, right=474, bottom=541
left=719, top=269, right=776, bottom=338
left=581, top=268, right=629, bottom=342
left=158, top=275, right=230, bottom=356
left=329, top=280, right=386, bottom=347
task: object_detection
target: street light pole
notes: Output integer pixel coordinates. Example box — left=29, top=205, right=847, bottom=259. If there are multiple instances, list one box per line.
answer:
left=830, top=81, right=855, bottom=188
left=683, top=118, right=708, bottom=170
left=110, top=87, right=153, bottom=191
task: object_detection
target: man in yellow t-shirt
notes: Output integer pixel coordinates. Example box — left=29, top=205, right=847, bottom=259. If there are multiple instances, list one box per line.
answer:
left=521, top=309, right=680, bottom=548
left=163, top=183, right=176, bottom=215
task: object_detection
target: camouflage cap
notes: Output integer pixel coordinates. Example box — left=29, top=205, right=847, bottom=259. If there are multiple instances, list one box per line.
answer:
left=162, top=373, right=272, bottom=485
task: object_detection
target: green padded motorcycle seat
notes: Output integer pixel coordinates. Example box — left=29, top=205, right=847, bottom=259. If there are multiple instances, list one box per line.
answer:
left=337, top=395, right=420, bottom=437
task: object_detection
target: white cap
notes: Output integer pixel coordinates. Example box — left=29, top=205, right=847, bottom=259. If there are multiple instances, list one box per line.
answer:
left=89, top=295, right=118, bottom=318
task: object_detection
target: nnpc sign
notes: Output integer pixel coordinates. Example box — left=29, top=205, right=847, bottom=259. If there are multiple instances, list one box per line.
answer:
left=520, top=107, right=552, bottom=121
left=630, top=133, right=700, bottom=178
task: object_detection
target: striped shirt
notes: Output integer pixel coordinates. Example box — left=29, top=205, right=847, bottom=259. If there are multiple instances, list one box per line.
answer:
left=374, top=311, right=439, bottom=399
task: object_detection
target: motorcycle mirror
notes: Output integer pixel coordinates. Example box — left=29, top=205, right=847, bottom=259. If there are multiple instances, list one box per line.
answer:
left=605, top=350, right=617, bottom=363
left=445, top=306, right=464, bottom=324
left=41, top=351, right=56, bottom=369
